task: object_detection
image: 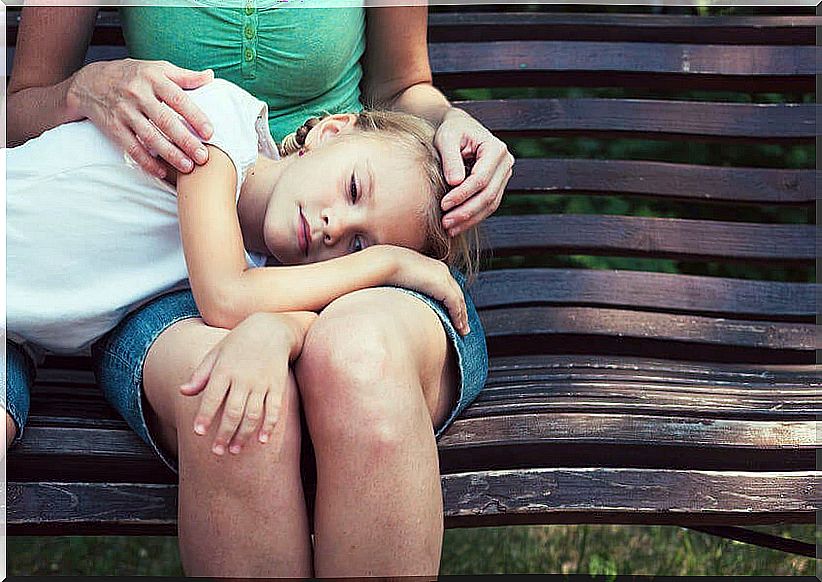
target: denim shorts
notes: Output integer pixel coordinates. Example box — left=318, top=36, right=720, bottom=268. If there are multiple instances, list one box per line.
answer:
left=4, top=341, right=35, bottom=447
left=93, top=268, right=489, bottom=473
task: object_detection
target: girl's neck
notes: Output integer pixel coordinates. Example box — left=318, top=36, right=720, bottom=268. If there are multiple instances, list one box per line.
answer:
left=237, top=154, right=284, bottom=255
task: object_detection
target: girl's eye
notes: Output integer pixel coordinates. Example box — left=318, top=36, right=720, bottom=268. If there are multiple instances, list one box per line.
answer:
left=349, top=172, right=358, bottom=203
left=352, top=235, right=366, bottom=253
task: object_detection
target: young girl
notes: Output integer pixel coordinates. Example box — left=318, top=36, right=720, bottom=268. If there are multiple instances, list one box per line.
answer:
left=5, top=77, right=479, bottom=453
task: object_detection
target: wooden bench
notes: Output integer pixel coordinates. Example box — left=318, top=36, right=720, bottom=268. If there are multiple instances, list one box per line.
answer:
left=7, top=6, right=820, bottom=561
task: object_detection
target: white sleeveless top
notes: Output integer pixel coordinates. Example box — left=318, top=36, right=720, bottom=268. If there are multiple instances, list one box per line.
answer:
left=7, top=79, right=279, bottom=355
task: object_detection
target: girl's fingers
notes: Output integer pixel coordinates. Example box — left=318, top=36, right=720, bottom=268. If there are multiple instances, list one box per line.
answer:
left=211, top=386, right=249, bottom=456
left=192, top=371, right=230, bottom=436
left=228, top=390, right=266, bottom=454
left=258, top=385, right=284, bottom=446
left=180, top=347, right=219, bottom=396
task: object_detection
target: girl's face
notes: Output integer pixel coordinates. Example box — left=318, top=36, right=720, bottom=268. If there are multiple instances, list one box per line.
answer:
left=263, top=119, right=432, bottom=266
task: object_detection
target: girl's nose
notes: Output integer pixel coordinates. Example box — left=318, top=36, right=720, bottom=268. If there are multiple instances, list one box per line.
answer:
left=320, top=207, right=346, bottom=246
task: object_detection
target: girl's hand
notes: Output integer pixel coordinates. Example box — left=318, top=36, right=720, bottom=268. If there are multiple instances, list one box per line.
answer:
left=66, top=58, right=215, bottom=179
left=179, top=312, right=300, bottom=457
left=435, top=107, right=515, bottom=237
left=383, top=246, right=470, bottom=336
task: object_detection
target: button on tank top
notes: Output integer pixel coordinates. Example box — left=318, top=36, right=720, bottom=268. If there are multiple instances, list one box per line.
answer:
left=119, top=1, right=366, bottom=141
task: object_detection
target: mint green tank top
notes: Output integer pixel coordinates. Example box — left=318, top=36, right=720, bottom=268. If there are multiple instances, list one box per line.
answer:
left=119, top=2, right=365, bottom=141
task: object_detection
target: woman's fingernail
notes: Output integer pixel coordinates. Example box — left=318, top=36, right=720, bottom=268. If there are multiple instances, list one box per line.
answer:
left=194, top=423, right=206, bottom=435
left=195, top=147, right=208, bottom=164
left=182, top=158, right=194, bottom=172
left=202, top=124, right=213, bottom=137
left=259, top=432, right=269, bottom=443
left=443, top=218, right=454, bottom=228
left=213, top=444, right=225, bottom=456
left=229, top=445, right=241, bottom=455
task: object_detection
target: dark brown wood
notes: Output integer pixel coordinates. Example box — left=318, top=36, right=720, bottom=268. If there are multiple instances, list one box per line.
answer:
left=479, top=306, right=818, bottom=351
left=506, top=159, right=816, bottom=204
left=456, top=99, right=818, bottom=141
left=440, top=468, right=819, bottom=528
left=481, top=215, right=816, bottom=263
left=430, top=41, right=821, bottom=76
left=428, top=13, right=821, bottom=45
left=470, top=268, right=817, bottom=319
left=683, top=525, right=816, bottom=558
left=9, top=468, right=818, bottom=535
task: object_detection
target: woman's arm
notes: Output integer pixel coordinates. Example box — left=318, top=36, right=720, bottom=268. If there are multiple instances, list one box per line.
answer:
left=7, top=6, right=214, bottom=176
left=361, top=7, right=514, bottom=237
left=176, top=146, right=469, bottom=333
left=7, top=7, right=98, bottom=146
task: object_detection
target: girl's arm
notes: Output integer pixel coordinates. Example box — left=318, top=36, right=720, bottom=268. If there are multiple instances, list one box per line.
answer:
left=176, top=146, right=469, bottom=333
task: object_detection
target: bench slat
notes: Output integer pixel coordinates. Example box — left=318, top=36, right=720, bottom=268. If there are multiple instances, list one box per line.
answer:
left=457, top=99, right=817, bottom=140
left=441, top=468, right=819, bottom=528
left=429, top=41, right=817, bottom=92
left=471, top=269, right=817, bottom=319
left=480, top=306, right=818, bottom=352
left=482, top=215, right=816, bottom=262
left=507, top=159, right=815, bottom=204
left=8, top=468, right=817, bottom=534
left=428, top=13, right=820, bottom=45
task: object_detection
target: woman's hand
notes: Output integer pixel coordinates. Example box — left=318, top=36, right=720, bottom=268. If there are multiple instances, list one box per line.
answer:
left=67, top=58, right=215, bottom=179
left=179, top=312, right=306, bottom=457
left=383, top=246, right=470, bottom=336
left=435, top=107, right=515, bottom=237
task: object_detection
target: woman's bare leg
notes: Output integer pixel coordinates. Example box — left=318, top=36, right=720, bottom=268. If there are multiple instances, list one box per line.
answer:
left=143, top=318, right=313, bottom=577
left=295, top=289, right=458, bottom=577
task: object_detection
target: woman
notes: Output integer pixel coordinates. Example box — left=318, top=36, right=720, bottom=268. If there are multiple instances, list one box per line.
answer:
left=7, top=4, right=513, bottom=577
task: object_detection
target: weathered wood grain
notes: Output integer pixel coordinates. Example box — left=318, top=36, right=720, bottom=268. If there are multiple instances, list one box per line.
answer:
left=505, top=159, right=815, bottom=204
left=479, top=306, right=819, bottom=351
left=440, top=468, right=820, bottom=528
left=457, top=99, right=818, bottom=140
left=481, top=215, right=816, bottom=262
left=470, top=269, right=817, bottom=318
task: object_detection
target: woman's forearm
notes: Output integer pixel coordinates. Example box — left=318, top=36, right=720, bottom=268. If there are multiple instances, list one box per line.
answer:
left=388, top=81, right=453, bottom=128
left=6, top=75, right=84, bottom=146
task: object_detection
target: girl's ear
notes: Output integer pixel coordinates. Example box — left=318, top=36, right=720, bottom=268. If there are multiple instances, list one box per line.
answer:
left=303, top=113, right=358, bottom=150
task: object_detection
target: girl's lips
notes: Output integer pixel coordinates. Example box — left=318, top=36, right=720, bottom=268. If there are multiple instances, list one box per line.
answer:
left=298, top=207, right=310, bottom=257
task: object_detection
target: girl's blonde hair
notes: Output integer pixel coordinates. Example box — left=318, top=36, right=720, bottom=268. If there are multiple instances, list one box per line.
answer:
left=280, top=110, right=481, bottom=284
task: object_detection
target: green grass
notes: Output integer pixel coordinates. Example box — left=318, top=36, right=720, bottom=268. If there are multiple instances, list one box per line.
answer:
left=8, top=524, right=818, bottom=576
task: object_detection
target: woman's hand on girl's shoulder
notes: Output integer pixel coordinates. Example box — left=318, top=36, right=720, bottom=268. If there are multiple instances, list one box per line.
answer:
left=179, top=312, right=304, bottom=457
left=378, top=246, right=470, bottom=337
left=67, top=58, right=215, bottom=179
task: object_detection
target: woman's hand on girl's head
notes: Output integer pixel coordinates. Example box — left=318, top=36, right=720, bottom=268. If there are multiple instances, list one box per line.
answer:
left=179, top=312, right=303, bottom=457
left=435, top=108, right=515, bottom=237
left=67, top=58, right=215, bottom=179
